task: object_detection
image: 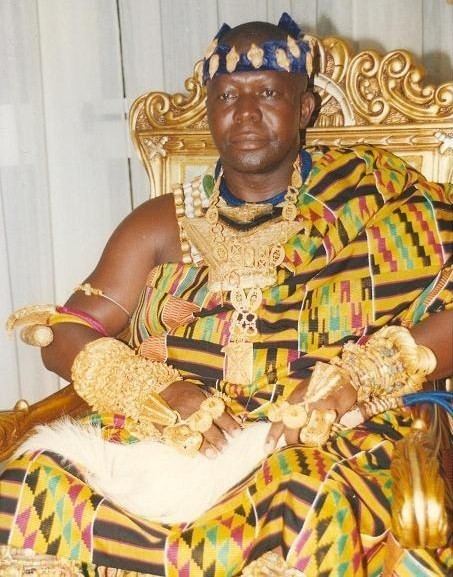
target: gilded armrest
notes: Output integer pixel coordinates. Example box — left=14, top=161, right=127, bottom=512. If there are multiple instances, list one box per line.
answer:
left=0, top=385, right=88, bottom=462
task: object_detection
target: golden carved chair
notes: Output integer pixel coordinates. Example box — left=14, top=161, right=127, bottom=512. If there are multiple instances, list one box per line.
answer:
left=1, top=37, right=452, bottom=468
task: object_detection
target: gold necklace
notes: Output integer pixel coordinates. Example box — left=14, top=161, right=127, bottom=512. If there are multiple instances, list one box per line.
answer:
left=181, top=157, right=305, bottom=386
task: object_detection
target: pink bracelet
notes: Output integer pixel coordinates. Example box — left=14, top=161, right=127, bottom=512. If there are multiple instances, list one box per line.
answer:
left=56, top=306, right=109, bottom=337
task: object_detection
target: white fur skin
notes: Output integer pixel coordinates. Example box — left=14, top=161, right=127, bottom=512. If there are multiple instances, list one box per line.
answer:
left=18, top=419, right=275, bottom=524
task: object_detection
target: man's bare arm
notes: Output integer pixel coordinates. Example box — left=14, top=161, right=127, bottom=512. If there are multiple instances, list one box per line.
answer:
left=41, top=193, right=182, bottom=381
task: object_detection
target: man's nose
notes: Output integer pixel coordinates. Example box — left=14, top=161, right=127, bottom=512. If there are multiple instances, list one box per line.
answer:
left=233, top=95, right=262, bottom=123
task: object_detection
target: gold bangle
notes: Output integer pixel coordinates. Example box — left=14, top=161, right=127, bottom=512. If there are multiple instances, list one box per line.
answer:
left=74, top=283, right=131, bottom=319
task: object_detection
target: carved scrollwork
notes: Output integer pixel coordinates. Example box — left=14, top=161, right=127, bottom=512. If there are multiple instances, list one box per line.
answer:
left=346, top=49, right=453, bottom=124
left=144, top=61, right=206, bottom=129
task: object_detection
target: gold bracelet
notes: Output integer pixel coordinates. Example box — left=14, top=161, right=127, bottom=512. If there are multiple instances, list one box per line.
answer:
left=72, top=338, right=227, bottom=455
left=71, top=338, right=182, bottom=430
left=330, top=326, right=437, bottom=402
left=74, top=283, right=131, bottom=319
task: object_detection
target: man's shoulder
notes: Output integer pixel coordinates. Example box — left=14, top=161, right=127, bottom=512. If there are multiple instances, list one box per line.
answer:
left=304, top=143, right=430, bottom=202
left=306, top=143, right=414, bottom=176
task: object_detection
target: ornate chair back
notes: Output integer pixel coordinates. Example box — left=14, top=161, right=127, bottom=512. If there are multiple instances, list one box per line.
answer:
left=129, top=37, right=453, bottom=199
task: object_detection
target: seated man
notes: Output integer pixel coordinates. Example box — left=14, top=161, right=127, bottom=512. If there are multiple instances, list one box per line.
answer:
left=1, top=13, right=452, bottom=577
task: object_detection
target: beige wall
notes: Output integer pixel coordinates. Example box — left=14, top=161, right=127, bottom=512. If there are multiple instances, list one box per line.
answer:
left=1, top=0, right=452, bottom=408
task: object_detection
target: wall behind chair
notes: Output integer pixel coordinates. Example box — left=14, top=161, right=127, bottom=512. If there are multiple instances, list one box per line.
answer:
left=1, top=0, right=452, bottom=409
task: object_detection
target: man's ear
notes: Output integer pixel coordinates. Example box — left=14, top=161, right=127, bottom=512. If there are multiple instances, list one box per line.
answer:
left=299, top=91, right=315, bottom=129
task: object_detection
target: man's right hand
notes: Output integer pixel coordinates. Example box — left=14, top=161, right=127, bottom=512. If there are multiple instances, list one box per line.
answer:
left=160, top=380, right=242, bottom=458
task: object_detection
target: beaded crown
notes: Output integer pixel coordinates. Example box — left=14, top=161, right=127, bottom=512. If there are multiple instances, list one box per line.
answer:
left=202, top=12, right=312, bottom=85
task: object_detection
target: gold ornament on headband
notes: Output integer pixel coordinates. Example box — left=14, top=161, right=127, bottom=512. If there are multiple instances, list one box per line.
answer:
left=305, top=51, right=313, bottom=77
left=202, top=13, right=311, bottom=84
left=204, top=38, right=218, bottom=60
left=275, top=48, right=291, bottom=72
left=209, top=54, right=220, bottom=79
left=226, top=46, right=240, bottom=73
left=287, top=35, right=301, bottom=58
left=247, top=43, right=264, bottom=69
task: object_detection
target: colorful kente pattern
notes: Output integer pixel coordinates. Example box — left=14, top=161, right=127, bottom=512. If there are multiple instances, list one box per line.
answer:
left=1, top=145, right=452, bottom=576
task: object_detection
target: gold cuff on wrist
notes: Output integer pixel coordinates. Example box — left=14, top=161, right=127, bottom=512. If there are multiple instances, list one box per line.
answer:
left=71, top=338, right=226, bottom=455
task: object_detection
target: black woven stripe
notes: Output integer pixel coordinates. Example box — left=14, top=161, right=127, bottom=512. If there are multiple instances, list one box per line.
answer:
left=264, top=300, right=304, bottom=314
left=441, top=242, right=453, bottom=258
left=287, top=477, right=318, bottom=503
left=0, top=496, right=17, bottom=514
left=374, top=276, right=430, bottom=298
left=336, top=471, right=389, bottom=535
left=385, top=183, right=419, bottom=204
left=166, top=334, right=223, bottom=355
left=249, top=533, right=282, bottom=560
left=329, top=182, right=383, bottom=212
left=195, top=303, right=231, bottom=318
left=315, top=252, right=370, bottom=278
left=0, top=466, right=27, bottom=483
left=374, top=300, right=415, bottom=320
left=308, top=156, right=364, bottom=200
left=253, top=340, right=298, bottom=350
left=169, top=359, right=223, bottom=381
left=94, top=518, right=160, bottom=547
left=429, top=198, right=453, bottom=211
left=185, top=267, right=210, bottom=302
left=93, top=551, right=163, bottom=575
left=0, top=529, right=11, bottom=544
left=258, top=318, right=298, bottom=334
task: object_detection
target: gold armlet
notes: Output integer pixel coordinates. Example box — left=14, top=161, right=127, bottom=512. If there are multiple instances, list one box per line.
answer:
left=73, top=283, right=131, bottom=319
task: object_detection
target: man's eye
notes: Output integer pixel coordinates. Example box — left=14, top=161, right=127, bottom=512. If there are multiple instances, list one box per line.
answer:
left=219, top=92, right=236, bottom=101
left=262, top=89, right=278, bottom=98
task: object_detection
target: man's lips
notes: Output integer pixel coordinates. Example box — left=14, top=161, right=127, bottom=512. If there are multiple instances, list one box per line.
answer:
left=229, top=133, right=268, bottom=149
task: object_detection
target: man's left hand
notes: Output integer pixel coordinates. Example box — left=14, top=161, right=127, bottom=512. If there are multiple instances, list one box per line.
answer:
left=265, top=378, right=357, bottom=451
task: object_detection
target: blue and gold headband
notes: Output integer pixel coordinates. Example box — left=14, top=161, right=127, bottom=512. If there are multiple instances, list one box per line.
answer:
left=202, top=13, right=313, bottom=85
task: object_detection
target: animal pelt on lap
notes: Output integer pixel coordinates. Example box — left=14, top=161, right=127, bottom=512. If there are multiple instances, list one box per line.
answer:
left=17, top=419, right=274, bottom=524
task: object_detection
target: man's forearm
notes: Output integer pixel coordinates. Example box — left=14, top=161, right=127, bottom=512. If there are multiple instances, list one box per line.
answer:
left=410, top=309, right=453, bottom=380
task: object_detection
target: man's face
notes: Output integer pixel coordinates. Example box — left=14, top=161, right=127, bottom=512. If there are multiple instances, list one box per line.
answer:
left=206, top=70, right=313, bottom=175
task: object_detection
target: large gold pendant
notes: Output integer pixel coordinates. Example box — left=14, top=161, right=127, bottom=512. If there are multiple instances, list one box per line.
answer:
left=222, top=341, right=254, bottom=386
